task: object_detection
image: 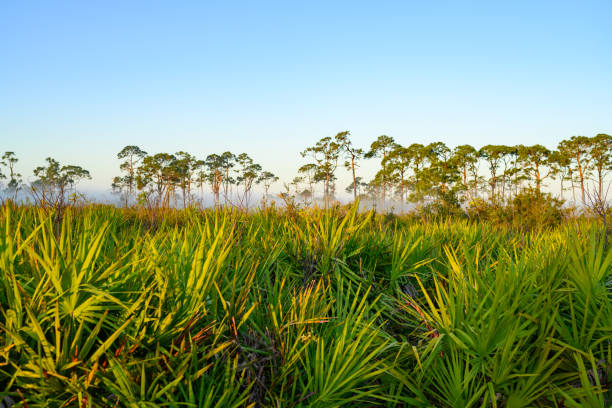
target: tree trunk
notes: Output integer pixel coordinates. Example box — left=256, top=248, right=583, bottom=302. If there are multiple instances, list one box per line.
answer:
left=569, top=169, right=576, bottom=204
left=309, top=178, right=314, bottom=203
left=325, top=173, right=330, bottom=208
left=575, top=153, right=586, bottom=204
left=381, top=152, right=387, bottom=209
left=597, top=167, right=603, bottom=198
left=400, top=172, right=404, bottom=206
left=579, top=170, right=585, bottom=204
left=351, top=157, right=357, bottom=202
left=489, top=163, right=497, bottom=201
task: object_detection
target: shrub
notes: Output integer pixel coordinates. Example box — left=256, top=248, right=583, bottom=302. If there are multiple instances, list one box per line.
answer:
left=467, top=189, right=566, bottom=229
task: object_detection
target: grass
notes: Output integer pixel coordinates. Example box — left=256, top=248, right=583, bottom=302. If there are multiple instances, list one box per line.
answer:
left=0, top=203, right=610, bottom=407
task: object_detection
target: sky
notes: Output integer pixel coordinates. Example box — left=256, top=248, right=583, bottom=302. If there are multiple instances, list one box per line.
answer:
left=1, top=0, right=611, bottom=195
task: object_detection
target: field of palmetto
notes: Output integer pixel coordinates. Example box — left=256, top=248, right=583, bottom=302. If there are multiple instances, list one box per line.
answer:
left=0, top=203, right=610, bottom=407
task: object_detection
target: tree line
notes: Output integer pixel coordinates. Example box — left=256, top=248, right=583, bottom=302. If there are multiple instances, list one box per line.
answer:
left=0, top=132, right=610, bottom=210
left=110, top=147, right=278, bottom=208
left=294, top=132, right=611, bottom=210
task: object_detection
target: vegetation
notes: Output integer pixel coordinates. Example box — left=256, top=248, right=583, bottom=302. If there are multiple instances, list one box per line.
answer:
left=0, top=132, right=610, bottom=405
left=0, top=203, right=610, bottom=406
left=296, top=133, right=611, bottom=212
left=1, top=133, right=610, bottom=213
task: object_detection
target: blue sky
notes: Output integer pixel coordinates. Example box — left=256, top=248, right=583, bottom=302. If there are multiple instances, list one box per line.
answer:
left=1, top=0, right=611, bottom=193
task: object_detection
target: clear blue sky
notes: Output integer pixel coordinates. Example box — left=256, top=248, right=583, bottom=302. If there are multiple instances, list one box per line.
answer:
left=1, top=0, right=611, bottom=192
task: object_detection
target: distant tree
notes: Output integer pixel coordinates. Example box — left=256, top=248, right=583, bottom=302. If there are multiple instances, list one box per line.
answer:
left=173, top=151, right=197, bottom=208
left=301, top=135, right=342, bottom=204
left=1, top=151, right=22, bottom=197
left=452, top=145, right=479, bottom=201
left=479, top=145, right=509, bottom=201
left=508, top=146, right=528, bottom=197
left=549, top=149, right=572, bottom=201
left=372, top=165, right=397, bottom=206
left=136, top=153, right=175, bottom=208
left=518, top=144, right=555, bottom=193
left=423, top=142, right=462, bottom=211
left=329, top=179, right=338, bottom=197
left=204, top=154, right=224, bottom=206
left=258, top=171, right=279, bottom=200
left=558, top=136, right=592, bottom=204
left=335, top=131, right=364, bottom=202
left=365, top=135, right=396, bottom=206
left=192, top=159, right=207, bottom=200
left=110, top=176, right=126, bottom=205
left=235, top=153, right=262, bottom=207
left=385, top=144, right=411, bottom=204
left=220, top=151, right=236, bottom=204
left=345, top=176, right=368, bottom=197
left=112, top=145, right=147, bottom=206
left=406, top=143, right=429, bottom=205
left=427, top=142, right=457, bottom=193
left=500, top=146, right=519, bottom=199
left=290, top=176, right=303, bottom=197
left=589, top=133, right=612, bottom=197
left=366, top=175, right=384, bottom=204
left=297, top=163, right=320, bottom=204
left=31, top=157, right=91, bottom=236
left=32, top=157, right=91, bottom=208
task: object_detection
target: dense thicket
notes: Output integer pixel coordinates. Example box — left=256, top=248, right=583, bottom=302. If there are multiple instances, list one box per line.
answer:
left=0, top=204, right=610, bottom=406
